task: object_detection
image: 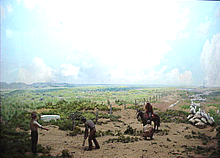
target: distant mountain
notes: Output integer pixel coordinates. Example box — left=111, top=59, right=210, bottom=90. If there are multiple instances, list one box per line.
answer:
left=0, top=82, right=31, bottom=89
left=30, top=82, right=76, bottom=88
left=0, top=82, right=76, bottom=89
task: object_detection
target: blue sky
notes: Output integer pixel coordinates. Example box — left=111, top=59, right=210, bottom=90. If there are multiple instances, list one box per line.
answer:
left=1, top=0, right=220, bottom=86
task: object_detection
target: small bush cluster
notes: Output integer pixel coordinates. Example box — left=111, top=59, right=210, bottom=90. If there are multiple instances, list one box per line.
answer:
left=67, top=126, right=83, bottom=136
left=95, top=130, right=114, bottom=137
left=104, top=135, right=140, bottom=144
left=184, top=131, right=213, bottom=145
left=61, top=149, right=71, bottom=157
left=184, top=145, right=219, bottom=157
left=124, top=125, right=137, bottom=136
left=159, top=109, right=188, bottom=123
left=179, top=104, right=190, bottom=110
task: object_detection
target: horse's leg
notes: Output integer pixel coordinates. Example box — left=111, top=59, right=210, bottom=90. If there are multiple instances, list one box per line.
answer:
left=157, top=121, right=159, bottom=131
left=153, top=121, right=156, bottom=131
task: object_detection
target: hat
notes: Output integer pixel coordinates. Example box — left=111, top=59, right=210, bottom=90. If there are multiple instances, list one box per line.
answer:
left=31, top=112, right=37, bottom=118
left=146, top=102, right=151, bottom=106
left=81, top=116, right=86, bottom=121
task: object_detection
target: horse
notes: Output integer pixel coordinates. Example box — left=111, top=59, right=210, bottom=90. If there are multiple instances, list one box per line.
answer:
left=136, top=110, right=160, bottom=131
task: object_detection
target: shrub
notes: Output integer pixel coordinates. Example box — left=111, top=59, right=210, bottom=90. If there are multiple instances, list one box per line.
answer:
left=61, top=149, right=71, bottom=157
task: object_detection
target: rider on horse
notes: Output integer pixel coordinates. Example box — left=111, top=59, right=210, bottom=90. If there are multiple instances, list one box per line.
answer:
left=145, top=102, right=153, bottom=123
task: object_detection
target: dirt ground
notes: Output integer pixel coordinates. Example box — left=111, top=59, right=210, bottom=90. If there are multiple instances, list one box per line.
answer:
left=36, top=94, right=219, bottom=158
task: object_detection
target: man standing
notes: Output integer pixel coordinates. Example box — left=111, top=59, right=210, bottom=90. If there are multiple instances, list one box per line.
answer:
left=81, top=116, right=100, bottom=151
left=30, top=112, right=49, bottom=155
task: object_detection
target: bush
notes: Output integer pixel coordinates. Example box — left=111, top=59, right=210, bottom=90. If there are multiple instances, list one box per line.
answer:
left=67, top=126, right=83, bottom=136
left=159, top=109, right=188, bottom=123
left=61, top=149, right=71, bottom=157
left=124, top=125, right=136, bottom=136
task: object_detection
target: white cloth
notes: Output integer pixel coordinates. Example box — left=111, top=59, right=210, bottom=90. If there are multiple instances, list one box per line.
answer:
left=30, top=119, right=42, bottom=131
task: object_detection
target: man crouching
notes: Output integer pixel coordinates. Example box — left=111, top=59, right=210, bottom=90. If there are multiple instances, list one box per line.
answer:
left=81, top=116, right=100, bottom=151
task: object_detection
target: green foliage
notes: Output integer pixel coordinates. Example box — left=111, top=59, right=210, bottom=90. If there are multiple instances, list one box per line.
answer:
left=104, top=135, right=139, bottom=144
left=184, top=131, right=212, bottom=146
left=184, top=145, right=219, bottom=157
left=67, top=126, right=83, bottom=136
left=95, top=130, right=114, bottom=137
left=1, top=123, right=51, bottom=158
left=61, top=149, right=71, bottom=157
left=207, top=103, right=220, bottom=108
left=208, top=109, right=220, bottom=125
left=159, top=109, right=188, bottom=123
left=124, top=125, right=137, bottom=136
left=179, top=104, right=190, bottom=110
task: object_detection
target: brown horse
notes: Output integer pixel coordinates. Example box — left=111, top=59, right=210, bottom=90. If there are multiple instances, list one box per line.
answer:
left=136, top=110, right=160, bottom=131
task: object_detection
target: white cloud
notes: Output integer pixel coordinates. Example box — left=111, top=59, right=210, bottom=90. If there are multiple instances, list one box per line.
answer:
left=1, top=6, right=5, bottom=18
left=16, top=1, right=193, bottom=85
left=30, top=1, right=189, bottom=71
left=201, top=33, right=220, bottom=87
left=6, top=30, right=13, bottom=39
left=216, top=5, right=220, bottom=18
left=6, top=4, right=13, bottom=13
left=109, top=65, right=192, bottom=86
left=22, top=0, right=38, bottom=9
left=60, top=63, right=79, bottom=77
left=148, top=68, right=192, bottom=86
left=198, top=21, right=211, bottom=36
left=18, top=57, right=55, bottom=84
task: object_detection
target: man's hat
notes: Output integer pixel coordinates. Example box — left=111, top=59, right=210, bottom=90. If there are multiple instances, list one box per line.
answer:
left=31, top=112, right=37, bottom=118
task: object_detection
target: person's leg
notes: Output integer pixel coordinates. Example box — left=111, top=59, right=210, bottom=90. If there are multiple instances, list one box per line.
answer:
left=93, top=138, right=100, bottom=149
left=88, top=129, right=95, bottom=150
left=31, top=131, right=38, bottom=154
left=92, top=129, right=100, bottom=149
left=149, top=112, right=152, bottom=124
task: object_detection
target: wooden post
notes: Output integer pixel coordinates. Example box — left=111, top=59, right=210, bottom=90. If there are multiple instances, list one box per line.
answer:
left=72, top=119, right=75, bottom=131
left=96, top=109, right=99, bottom=123
left=110, top=104, right=112, bottom=115
left=124, top=101, right=126, bottom=110
left=135, top=100, right=137, bottom=109
left=149, top=97, right=151, bottom=103
left=69, top=113, right=75, bottom=131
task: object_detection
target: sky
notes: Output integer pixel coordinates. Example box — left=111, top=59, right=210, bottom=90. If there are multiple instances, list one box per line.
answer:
left=1, top=0, right=220, bottom=87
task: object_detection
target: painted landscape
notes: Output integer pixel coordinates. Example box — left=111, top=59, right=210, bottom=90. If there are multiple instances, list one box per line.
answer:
left=1, top=83, right=220, bottom=158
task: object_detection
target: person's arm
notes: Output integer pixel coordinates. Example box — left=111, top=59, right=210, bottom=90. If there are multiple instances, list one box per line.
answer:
left=84, top=128, right=88, bottom=139
left=34, top=121, right=49, bottom=131
left=40, top=126, right=49, bottom=131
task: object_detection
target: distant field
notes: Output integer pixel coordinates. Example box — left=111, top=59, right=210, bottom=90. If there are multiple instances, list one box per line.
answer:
left=1, top=85, right=178, bottom=121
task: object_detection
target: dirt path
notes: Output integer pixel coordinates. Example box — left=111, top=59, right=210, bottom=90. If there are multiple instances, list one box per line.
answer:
left=38, top=103, right=218, bottom=158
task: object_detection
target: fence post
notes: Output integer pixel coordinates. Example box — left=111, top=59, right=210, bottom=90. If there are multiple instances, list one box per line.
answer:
left=72, top=119, right=75, bottom=131
left=124, top=101, right=126, bottom=110
left=135, top=100, right=137, bottom=109
left=95, top=108, right=99, bottom=123
left=110, top=104, right=112, bottom=115
left=149, top=97, right=151, bottom=103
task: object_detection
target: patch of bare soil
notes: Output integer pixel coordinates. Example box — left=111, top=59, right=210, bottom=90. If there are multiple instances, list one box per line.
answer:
left=36, top=95, right=218, bottom=158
